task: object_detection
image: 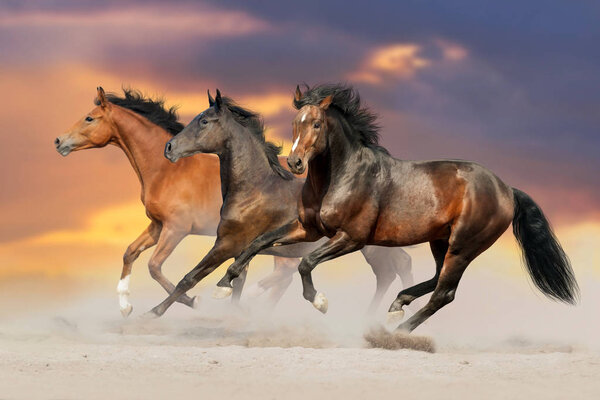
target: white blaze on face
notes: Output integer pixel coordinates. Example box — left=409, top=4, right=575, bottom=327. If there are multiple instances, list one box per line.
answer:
left=291, top=135, right=300, bottom=152
left=117, top=275, right=131, bottom=310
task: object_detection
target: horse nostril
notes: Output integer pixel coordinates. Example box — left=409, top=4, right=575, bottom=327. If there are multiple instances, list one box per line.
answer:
left=165, top=142, right=172, bottom=153
left=54, top=138, right=60, bottom=147
left=295, top=158, right=303, bottom=168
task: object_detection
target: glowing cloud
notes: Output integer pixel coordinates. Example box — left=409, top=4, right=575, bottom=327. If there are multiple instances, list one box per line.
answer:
left=0, top=6, right=270, bottom=38
left=349, top=44, right=430, bottom=84
left=435, top=39, right=469, bottom=61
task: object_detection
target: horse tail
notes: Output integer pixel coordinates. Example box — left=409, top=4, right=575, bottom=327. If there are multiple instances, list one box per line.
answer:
left=512, top=188, right=579, bottom=304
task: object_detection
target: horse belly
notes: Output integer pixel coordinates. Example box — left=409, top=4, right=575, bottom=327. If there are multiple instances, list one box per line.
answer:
left=371, top=203, right=452, bottom=246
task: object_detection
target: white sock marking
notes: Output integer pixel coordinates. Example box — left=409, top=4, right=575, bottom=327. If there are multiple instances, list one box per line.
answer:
left=117, top=275, right=131, bottom=309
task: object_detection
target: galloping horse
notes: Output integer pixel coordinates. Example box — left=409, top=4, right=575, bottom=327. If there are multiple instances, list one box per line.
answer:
left=216, top=84, right=579, bottom=333
left=147, top=90, right=413, bottom=317
left=55, top=87, right=413, bottom=316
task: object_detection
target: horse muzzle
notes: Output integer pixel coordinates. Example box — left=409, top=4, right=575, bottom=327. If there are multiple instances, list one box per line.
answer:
left=164, top=141, right=180, bottom=163
left=287, top=155, right=305, bottom=174
left=54, top=136, right=73, bottom=157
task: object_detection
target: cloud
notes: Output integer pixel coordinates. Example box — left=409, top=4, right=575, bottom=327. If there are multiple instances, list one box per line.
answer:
left=0, top=5, right=270, bottom=36
left=435, top=39, right=469, bottom=61
left=29, top=202, right=149, bottom=247
left=173, top=92, right=292, bottom=120
left=348, top=44, right=430, bottom=84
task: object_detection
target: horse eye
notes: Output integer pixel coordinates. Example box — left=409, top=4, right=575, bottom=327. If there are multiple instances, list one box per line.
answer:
left=313, top=122, right=321, bottom=129
left=85, top=116, right=93, bottom=122
left=202, top=119, right=209, bottom=125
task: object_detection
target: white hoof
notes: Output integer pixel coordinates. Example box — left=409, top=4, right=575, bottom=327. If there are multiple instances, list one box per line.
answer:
left=387, top=309, right=405, bottom=325
left=120, top=304, right=133, bottom=318
left=191, top=296, right=201, bottom=309
left=312, top=292, right=328, bottom=314
left=213, top=286, right=233, bottom=299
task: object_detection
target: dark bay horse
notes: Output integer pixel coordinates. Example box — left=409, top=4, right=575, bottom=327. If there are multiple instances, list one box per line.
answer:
left=55, top=88, right=412, bottom=316
left=147, top=90, right=414, bottom=317
left=218, top=84, right=579, bottom=333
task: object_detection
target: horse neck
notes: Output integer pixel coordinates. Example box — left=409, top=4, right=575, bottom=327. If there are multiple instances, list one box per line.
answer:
left=111, top=107, right=172, bottom=192
left=307, top=113, right=357, bottom=191
left=218, top=118, right=276, bottom=196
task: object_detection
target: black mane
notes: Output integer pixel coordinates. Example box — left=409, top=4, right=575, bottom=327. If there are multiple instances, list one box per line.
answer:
left=293, top=83, right=389, bottom=154
left=221, top=96, right=293, bottom=180
left=97, top=88, right=184, bottom=135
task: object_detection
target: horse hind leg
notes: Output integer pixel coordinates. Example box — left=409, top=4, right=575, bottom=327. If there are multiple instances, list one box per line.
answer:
left=396, top=251, right=468, bottom=333
left=360, top=247, right=397, bottom=315
left=394, top=248, right=414, bottom=291
left=263, top=257, right=297, bottom=307
left=148, top=228, right=199, bottom=309
left=387, top=239, right=447, bottom=324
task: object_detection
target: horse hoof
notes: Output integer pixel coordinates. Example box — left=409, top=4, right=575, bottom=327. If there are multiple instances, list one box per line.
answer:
left=312, top=292, right=328, bottom=314
left=191, top=296, right=200, bottom=309
left=387, top=309, right=405, bottom=325
left=120, top=304, right=133, bottom=318
left=141, top=310, right=160, bottom=320
left=213, top=286, right=233, bottom=299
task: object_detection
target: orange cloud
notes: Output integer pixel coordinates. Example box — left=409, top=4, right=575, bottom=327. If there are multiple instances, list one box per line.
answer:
left=349, top=44, right=430, bottom=84
left=435, top=39, right=469, bottom=61
left=0, top=6, right=270, bottom=38
left=30, top=203, right=149, bottom=247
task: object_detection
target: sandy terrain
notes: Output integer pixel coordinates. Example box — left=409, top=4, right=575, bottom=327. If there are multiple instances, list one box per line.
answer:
left=2, top=335, right=599, bottom=400
left=0, top=250, right=598, bottom=400
left=0, top=291, right=598, bottom=400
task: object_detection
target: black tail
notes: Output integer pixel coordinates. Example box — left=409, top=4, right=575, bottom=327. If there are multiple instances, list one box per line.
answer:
left=512, top=188, right=579, bottom=304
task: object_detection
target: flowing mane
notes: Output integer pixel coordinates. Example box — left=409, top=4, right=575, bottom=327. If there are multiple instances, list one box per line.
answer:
left=96, top=88, right=184, bottom=135
left=221, top=96, right=293, bottom=180
left=293, top=83, right=389, bottom=154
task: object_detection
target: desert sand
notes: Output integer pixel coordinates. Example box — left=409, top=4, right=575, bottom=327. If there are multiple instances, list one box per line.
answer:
left=1, top=260, right=599, bottom=400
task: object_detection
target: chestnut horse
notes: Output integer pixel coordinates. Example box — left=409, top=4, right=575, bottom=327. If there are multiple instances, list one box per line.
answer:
left=147, top=90, right=413, bottom=317
left=217, top=84, right=579, bottom=333
left=55, top=87, right=413, bottom=316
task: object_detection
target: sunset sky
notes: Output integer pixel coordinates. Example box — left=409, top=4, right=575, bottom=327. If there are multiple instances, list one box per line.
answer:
left=0, top=1, right=598, bottom=302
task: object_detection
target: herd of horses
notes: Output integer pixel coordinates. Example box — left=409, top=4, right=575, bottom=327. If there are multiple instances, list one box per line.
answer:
left=55, top=84, right=578, bottom=333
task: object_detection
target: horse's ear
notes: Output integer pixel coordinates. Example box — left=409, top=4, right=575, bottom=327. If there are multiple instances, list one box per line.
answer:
left=319, top=95, right=333, bottom=110
left=214, top=89, right=222, bottom=113
left=294, top=85, right=302, bottom=102
left=97, top=86, right=108, bottom=108
left=207, top=89, right=215, bottom=107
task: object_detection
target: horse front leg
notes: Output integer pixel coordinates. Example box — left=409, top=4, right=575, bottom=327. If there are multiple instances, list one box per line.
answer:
left=298, top=231, right=363, bottom=314
left=147, top=241, right=235, bottom=317
left=117, top=222, right=159, bottom=317
left=230, top=263, right=249, bottom=304
left=214, top=220, right=313, bottom=298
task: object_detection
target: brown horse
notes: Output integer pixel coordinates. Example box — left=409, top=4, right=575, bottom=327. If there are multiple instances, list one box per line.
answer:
left=55, top=87, right=413, bottom=316
left=218, top=83, right=579, bottom=333
left=147, top=90, right=414, bottom=317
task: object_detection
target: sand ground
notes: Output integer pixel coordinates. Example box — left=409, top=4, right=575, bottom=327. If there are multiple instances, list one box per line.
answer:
left=0, top=260, right=598, bottom=400
left=0, top=296, right=598, bottom=400
left=2, top=336, right=599, bottom=400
